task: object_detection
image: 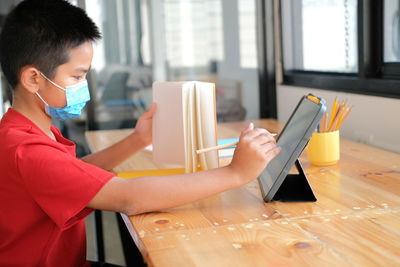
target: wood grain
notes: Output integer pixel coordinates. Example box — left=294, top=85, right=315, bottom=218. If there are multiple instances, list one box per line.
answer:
left=141, top=219, right=353, bottom=267
left=292, top=211, right=400, bottom=266
left=86, top=119, right=400, bottom=266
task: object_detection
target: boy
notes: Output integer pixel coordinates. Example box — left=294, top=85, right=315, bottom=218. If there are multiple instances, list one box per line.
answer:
left=0, top=0, right=280, bottom=266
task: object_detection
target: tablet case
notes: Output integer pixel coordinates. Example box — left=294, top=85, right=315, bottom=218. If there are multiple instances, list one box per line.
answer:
left=259, top=94, right=325, bottom=202
left=271, top=159, right=316, bottom=202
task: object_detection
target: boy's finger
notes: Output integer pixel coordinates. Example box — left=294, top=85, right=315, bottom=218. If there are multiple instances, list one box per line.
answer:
left=264, top=146, right=282, bottom=162
left=251, top=132, right=276, bottom=146
left=244, top=128, right=272, bottom=140
left=260, top=141, right=278, bottom=152
left=241, top=123, right=254, bottom=136
left=140, top=103, right=157, bottom=119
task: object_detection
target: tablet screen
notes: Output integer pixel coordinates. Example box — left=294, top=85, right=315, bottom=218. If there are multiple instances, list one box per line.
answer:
left=259, top=97, right=323, bottom=196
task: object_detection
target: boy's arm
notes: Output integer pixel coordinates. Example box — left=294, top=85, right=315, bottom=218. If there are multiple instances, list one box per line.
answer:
left=87, top=124, right=281, bottom=215
left=81, top=103, right=156, bottom=171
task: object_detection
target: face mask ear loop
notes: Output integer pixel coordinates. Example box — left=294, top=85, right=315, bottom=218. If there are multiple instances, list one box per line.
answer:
left=35, top=92, right=49, bottom=106
left=39, top=71, right=66, bottom=91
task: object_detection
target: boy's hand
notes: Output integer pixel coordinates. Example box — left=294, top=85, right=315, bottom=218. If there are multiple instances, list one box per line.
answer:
left=229, top=123, right=281, bottom=185
left=132, top=103, right=157, bottom=147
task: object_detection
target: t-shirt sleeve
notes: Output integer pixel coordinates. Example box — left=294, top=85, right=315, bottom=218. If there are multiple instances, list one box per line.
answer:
left=16, top=142, right=114, bottom=230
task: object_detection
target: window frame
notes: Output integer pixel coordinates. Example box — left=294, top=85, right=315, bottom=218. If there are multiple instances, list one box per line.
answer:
left=257, top=0, right=277, bottom=118
left=280, top=0, right=400, bottom=99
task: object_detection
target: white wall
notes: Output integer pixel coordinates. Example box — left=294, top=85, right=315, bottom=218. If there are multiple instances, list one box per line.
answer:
left=277, top=85, right=400, bottom=153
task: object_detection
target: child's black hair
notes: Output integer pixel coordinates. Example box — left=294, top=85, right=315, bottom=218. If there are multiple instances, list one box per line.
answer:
left=0, top=0, right=101, bottom=89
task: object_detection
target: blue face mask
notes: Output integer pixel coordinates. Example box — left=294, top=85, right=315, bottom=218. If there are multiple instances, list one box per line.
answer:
left=36, top=72, right=91, bottom=120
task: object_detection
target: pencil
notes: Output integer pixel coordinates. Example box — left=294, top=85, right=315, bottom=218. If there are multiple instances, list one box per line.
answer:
left=196, top=141, right=238, bottom=154
left=328, top=97, right=338, bottom=130
left=329, top=102, right=345, bottom=132
left=337, top=106, right=353, bottom=129
left=196, top=133, right=277, bottom=154
left=320, top=111, right=328, bottom=132
left=335, top=101, right=348, bottom=131
left=319, top=117, right=324, bottom=132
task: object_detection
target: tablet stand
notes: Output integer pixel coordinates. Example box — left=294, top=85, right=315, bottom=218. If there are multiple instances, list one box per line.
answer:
left=272, top=159, right=317, bottom=202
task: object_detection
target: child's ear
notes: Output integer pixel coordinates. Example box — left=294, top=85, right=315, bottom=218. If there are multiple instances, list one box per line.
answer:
left=19, top=66, right=41, bottom=94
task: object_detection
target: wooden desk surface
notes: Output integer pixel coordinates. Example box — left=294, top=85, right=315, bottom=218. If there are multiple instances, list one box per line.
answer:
left=86, top=119, right=400, bottom=267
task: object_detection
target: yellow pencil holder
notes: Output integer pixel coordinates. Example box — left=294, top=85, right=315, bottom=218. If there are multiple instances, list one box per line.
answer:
left=307, top=130, right=340, bottom=166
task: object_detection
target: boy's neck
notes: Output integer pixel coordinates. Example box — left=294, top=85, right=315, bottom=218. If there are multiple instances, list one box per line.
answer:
left=11, top=88, right=56, bottom=140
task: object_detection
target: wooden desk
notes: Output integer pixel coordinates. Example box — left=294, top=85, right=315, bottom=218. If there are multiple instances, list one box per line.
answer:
left=86, top=119, right=400, bottom=266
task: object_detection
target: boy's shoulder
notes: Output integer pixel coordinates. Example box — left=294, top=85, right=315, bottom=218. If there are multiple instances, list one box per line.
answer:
left=0, top=109, right=77, bottom=177
left=1, top=109, right=36, bottom=141
left=0, top=108, right=65, bottom=150
left=2, top=108, right=40, bottom=135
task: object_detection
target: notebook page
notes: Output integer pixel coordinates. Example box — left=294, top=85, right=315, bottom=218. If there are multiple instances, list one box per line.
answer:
left=183, top=82, right=198, bottom=173
left=195, top=82, right=218, bottom=170
left=152, top=82, right=186, bottom=168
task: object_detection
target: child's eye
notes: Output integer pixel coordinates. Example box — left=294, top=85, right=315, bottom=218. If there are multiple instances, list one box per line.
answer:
left=74, top=76, right=82, bottom=80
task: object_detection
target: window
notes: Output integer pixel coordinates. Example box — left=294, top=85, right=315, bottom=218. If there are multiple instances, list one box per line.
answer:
left=280, top=0, right=400, bottom=98
left=282, top=0, right=357, bottom=73
left=85, top=0, right=151, bottom=71
left=239, top=0, right=258, bottom=68
left=384, top=0, right=400, bottom=62
left=83, top=0, right=153, bottom=132
left=163, top=0, right=224, bottom=68
left=382, top=0, right=400, bottom=80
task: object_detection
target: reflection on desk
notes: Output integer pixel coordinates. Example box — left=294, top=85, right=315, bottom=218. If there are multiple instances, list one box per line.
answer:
left=86, top=119, right=400, bottom=267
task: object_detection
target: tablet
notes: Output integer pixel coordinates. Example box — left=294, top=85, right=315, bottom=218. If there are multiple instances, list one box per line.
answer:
left=258, top=94, right=326, bottom=202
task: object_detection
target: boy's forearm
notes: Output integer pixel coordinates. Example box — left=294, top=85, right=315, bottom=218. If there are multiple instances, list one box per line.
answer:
left=121, top=166, right=241, bottom=215
left=81, top=132, right=145, bottom=171
left=86, top=124, right=280, bottom=215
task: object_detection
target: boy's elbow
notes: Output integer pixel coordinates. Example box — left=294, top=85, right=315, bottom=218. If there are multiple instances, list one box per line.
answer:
left=117, top=178, right=161, bottom=216
left=121, top=201, right=146, bottom=216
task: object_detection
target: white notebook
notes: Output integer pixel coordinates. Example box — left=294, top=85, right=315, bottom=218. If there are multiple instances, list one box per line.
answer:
left=152, top=81, right=219, bottom=172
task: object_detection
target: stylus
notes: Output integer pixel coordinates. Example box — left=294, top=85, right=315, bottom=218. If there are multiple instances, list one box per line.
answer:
left=196, top=133, right=277, bottom=154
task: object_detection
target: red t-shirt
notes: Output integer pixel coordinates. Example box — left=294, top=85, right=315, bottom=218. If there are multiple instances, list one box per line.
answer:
left=0, top=109, right=114, bottom=266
